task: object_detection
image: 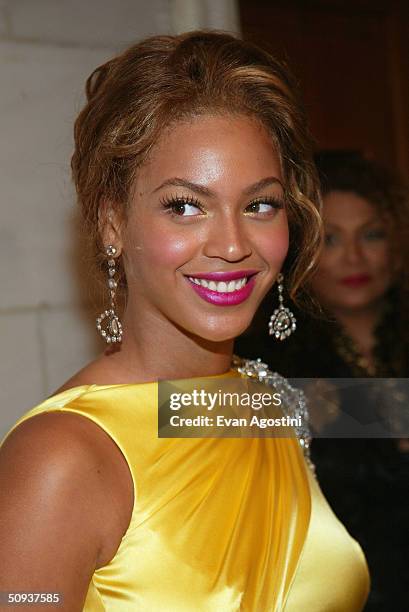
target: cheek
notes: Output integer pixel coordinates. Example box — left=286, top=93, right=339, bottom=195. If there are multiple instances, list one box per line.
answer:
left=309, top=251, right=340, bottom=295
left=124, top=220, right=198, bottom=277
left=311, top=252, right=337, bottom=282
left=257, top=219, right=289, bottom=266
left=366, top=244, right=392, bottom=273
left=144, top=234, right=192, bottom=268
left=367, top=248, right=395, bottom=293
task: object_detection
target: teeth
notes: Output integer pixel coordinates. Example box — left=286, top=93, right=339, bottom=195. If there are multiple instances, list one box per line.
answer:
left=188, top=276, right=248, bottom=292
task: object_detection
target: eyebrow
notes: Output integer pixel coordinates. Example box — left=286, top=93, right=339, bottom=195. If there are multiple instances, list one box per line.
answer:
left=325, top=219, right=384, bottom=231
left=152, top=176, right=284, bottom=197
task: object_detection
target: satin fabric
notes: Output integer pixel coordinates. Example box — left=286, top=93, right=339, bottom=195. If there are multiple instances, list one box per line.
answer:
left=1, top=370, right=369, bottom=611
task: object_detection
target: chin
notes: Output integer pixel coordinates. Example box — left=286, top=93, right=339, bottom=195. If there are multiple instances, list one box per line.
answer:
left=184, top=315, right=255, bottom=344
left=193, top=327, right=243, bottom=344
left=333, top=297, right=378, bottom=312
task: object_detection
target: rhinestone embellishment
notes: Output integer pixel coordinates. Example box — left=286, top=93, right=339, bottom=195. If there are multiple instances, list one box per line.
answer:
left=232, top=355, right=315, bottom=473
left=96, top=246, right=123, bottom=344
left=269, top=306, right=297, bottom=340
left=96, top=309, right=123, bottom=344
left=268, top=273, right=297, bottom=340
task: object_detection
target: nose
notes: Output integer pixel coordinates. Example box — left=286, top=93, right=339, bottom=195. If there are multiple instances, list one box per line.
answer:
left=203, top=214, right=252, bottom=262
left=343, top=238, right=364, bottom=264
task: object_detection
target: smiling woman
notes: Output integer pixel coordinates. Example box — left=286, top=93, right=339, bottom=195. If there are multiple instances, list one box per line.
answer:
left=111, top=114, right=290, bottom=347
left=0, top=32, right=369, bottom=611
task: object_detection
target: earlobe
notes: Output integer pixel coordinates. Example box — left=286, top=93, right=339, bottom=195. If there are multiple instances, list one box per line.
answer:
left=98, top=200, right=124, bottom=254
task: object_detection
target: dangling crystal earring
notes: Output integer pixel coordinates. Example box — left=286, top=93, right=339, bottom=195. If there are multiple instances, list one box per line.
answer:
left=268, top=273, right=297, bottom=341
left=96, top=245, right=123, bottom=343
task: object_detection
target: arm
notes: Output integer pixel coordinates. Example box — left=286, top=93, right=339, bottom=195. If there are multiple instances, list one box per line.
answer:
left=0, top=411, right=122, bottom=611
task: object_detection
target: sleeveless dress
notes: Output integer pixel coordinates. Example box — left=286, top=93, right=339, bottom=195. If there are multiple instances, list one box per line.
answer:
left=0, top=367, right=370, bottom=611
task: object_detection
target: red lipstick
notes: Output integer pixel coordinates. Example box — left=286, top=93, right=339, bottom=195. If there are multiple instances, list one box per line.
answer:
left=340, top=274, right=371, bottom=288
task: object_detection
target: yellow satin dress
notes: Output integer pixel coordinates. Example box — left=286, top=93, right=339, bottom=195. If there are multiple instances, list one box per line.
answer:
left=1, top=369, right=370, bottom=611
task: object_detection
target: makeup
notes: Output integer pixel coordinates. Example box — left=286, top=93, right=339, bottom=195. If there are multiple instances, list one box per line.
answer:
left=339, top=274, right=371, bottom=288
left=184, top=270, right=259, bottom=306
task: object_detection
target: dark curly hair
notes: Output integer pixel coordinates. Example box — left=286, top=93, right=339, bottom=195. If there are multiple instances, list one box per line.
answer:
left=314, top=150, right=409, bottom=374
left=314, top=150, right=409, bottom=290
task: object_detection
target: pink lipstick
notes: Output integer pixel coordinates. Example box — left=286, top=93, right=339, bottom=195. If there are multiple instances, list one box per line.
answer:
left=184, top=270, right=259, bottom=306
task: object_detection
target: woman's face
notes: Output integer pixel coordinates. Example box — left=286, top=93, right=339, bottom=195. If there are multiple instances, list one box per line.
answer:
left=118, top=114, right=289, bottom=342
left=309, top=190, right=393, bottom=313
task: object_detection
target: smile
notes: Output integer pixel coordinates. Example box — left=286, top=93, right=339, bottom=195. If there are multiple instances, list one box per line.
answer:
left=184, top=270, right=259, bottom=306
left=188, top=277, right=247, bottom=292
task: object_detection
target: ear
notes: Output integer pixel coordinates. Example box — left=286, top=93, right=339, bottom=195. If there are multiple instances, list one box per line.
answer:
left=98, top=200, right=124, bottom=254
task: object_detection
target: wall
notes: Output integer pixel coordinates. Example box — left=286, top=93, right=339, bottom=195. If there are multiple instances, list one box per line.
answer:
left=0, top=0, right=240, bottom=437
left=239, top=0, right=409, bottom=178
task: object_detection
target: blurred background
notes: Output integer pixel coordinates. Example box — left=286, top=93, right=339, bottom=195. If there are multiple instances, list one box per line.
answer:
left=240, top=0, right=409, bottom=179
left=0, top=0, right=407, bottom=434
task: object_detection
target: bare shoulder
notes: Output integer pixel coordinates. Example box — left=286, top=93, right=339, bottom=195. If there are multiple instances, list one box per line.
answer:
left=53, top=357, right=109, bottom=394
left=1, top=411, right=134, bottom=554
left=53, top=352, right=126, bottom=394
left=0, top=411, right=134, bottom=606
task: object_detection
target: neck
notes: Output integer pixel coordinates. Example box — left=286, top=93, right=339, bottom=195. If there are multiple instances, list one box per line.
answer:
left=104, top=305, right=234, bottom=383
left=330, top=300, right=385, bottom=355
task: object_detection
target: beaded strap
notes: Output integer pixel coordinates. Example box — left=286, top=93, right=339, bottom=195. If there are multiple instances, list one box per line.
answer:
left=232, top=355, right=315, bottom=473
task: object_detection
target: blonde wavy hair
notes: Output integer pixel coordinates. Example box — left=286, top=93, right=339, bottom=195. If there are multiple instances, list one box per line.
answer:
left=71, top=30, right=322, bottom=304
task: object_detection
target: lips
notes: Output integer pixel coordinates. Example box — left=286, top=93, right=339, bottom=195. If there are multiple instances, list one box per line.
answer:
left=340, top=274, right=371, bottom=287
left=185, top=269, right=260, bottom=282
left=184, top=270, right=259, bottom=306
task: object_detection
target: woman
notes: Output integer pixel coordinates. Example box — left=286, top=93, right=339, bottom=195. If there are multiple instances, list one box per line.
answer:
left=0, top=34, right=370, bottom=611
left=237, top=151, right=409, bottom=610
left=310, top=151, right=409, bottom=380
left=310, top=152, right=409, bottom=612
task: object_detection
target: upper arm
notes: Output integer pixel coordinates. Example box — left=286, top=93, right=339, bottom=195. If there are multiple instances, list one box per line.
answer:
left=0, top=412, right=113, bottom=611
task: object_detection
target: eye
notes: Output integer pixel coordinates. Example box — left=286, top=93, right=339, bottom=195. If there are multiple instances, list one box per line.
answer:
left=362, top=228, right=386, bottom=241
left=245, top=197, right=284, bottom=215
left=160, top=196, right=204, bottom=217
left=324, top=232, right=339, bottom=247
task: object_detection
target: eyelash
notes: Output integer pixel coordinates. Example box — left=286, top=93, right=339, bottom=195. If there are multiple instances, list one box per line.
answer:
left=324, top=228, right=387, bottom=246
left=160, top=195, right=205, bottom=215
left=160, top=195, right=284, bottom=217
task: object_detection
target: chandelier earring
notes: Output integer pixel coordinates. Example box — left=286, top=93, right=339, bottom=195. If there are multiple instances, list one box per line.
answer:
left=268, top=272, right=297, bottom=341
left=96, top=245, right=123, bottom=344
